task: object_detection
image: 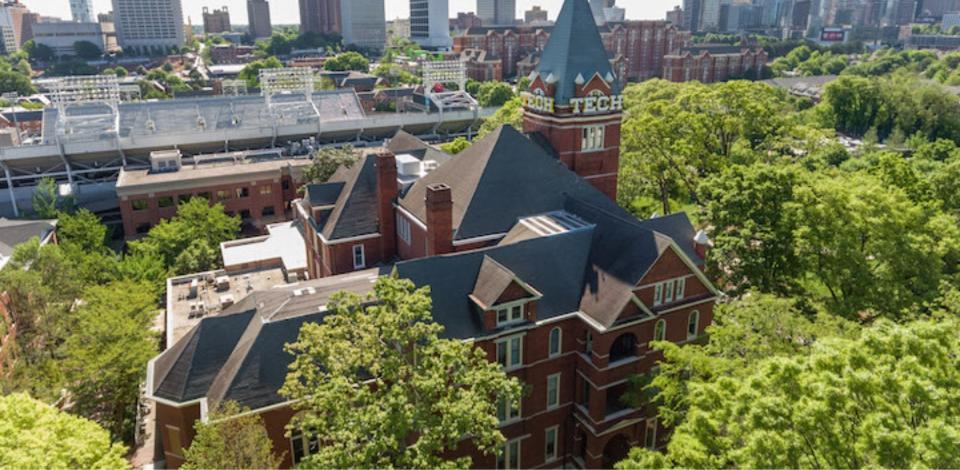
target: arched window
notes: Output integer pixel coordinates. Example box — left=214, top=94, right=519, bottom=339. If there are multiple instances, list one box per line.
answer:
left=609, top=333, right=637, bottom=363
left=653, top=319, right=666, bottom=342
left=687, top=311, right=700, bottom=340
left=548, top=327, right=562, bottom=357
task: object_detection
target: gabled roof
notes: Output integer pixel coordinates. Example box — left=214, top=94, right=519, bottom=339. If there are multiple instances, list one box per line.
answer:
left=302, top=154, right=380, bottom=241
left=470, top=255, right=541, bottom=309
left=386, top=130, right=453, bottom=166
left=535, top=0, right=618, bottom=104
left=399, top=125, right=625, bottom=241
left=0, top=218, right=57, bottom=258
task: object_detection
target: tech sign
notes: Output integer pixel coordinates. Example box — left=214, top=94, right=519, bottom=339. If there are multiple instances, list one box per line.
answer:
left=521, top=90, right=624, bottom=115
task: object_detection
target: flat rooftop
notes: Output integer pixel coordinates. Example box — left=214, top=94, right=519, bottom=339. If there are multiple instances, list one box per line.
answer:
left=221, top=221, right=307, bottom=273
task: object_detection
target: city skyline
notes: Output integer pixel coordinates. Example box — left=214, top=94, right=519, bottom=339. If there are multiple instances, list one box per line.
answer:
left=20, top=0, right=681, bottom=26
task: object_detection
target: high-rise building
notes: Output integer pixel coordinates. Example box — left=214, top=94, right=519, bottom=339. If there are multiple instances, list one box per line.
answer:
left=70, top=0, right=95, bottom=23
left=0, top=1, right=32, bottom=47
left=247, top=0, right=272, bottom=39
left=410, top=0, right=451, bottom=49
left=478, top=0, right=516, bottom=25
left=700, top=0, right=722, bottom=30
left=683, top=0, right=702, bottom=31
left=666, top=5, right=684, bottom=25
left=525, top=5, right=549, bottom=23
left=111, top=0, right=185, bottom=53
left=202, top=6, right=231, bottom=34
left=299, top=0, right=341, bottom=34
left=919, top=0, right=960, bottom=19
left=341, top=0, right=385, bottom=50
left=589, top=0, right=615, bottom=24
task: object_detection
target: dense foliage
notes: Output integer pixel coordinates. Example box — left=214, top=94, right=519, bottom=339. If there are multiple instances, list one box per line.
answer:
left=182, top=401, right=282, bottom=470
left=281, top=277, right=523, bottom=468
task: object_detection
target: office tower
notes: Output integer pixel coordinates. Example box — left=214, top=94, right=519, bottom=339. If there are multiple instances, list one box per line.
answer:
left=887, top=0, right=917, bottom=24
left=247, top=0, right=272, bottom=39
left=410, top=0, right=450, bottom=49
left=341, top=0, right=385, bottom=50
left=683, top=0, right=702, bottom=31
left=111, top=0, right=185, bottom=52
left=477, top=0, right=516, bottom=25
left=0, top=1, right=30, bottom=47
left=589, top=0, right=615, bottom=24
left=919, top=0, right=960, bottom=19
left=70, top=0, right=95, bottom=23
left=666, top=5, right=684, bottom=25
left=700, top=0, right=722, bottom=30
left=299, top=0, right=341, bottom=34
left=525, top=5, right=549, bottom=23
left=202, top=6, right=231, bottom=34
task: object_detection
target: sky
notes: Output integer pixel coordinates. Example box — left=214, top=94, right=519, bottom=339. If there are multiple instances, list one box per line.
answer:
left=20, top=0, right=682, bottom=26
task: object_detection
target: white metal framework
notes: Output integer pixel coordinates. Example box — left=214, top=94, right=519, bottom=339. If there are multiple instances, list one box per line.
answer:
left=52, top=75, right=121, bottom=137
left=259, top=67, right=320, bottom=118
left=422, top=60, right=477, bottom=114
left=221, top=79, right=248, bottom=96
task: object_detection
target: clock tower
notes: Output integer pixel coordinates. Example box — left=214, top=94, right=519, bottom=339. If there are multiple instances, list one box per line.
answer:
left=521, top=0, right=623, bottom=201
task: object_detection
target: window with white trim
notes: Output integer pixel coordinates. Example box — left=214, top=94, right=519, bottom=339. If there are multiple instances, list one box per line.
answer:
left=547, top=373, right=560, bottom=409
left=687, top=310, right=700, bottom=339
left=581, top=125, right=605, bottom=151
left=352, top=244, right=365, bottom=269
left=496, top=303, right=524, bottom=327
left=496, top=335, right=523, bottom=370
left=644, top=418, right=658, bottom=449
left=290, top=428, right=319, bottom=464
left=654, top=319, right=666, bottom=342
left=396, top=213, right=412, bottom=245
left=653, top=277, right=686, bottom=306
left=497, top=395, right=521, bottom=424
left=545, top=426, right=559, bottom=462
left=548, top=327, right=562, bottom=357
left=497, top=438, right=521, bottom=469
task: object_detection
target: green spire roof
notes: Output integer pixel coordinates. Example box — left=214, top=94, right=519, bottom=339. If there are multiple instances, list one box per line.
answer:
left=535, top=0, right=618, bottom=105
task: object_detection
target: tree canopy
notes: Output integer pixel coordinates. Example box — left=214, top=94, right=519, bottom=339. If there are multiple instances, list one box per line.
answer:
left=323, top=51, right=370, bottom=72
left=182, top=401, right=282, bottom=470
left=281, top=276, right=523, bottom=469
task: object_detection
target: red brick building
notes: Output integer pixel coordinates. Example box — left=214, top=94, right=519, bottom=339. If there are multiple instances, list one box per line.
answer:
left=452, top=20, right=687, bottom=81
left=145, top=1, right=718, bottom=468
left=662, top=45, right=769, bottom=84
left=116, top=150, right=308, bottom=238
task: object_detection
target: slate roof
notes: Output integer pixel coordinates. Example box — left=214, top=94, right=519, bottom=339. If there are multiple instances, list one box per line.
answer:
left=301, top=154, right=380, bottom=240
left=386, top=130, right=453, bottom=166
left=0, top=218, right=57, bottom=258
left=399, top=125, right=627, bottom=241
left=535, top=0, right=618, bottom=104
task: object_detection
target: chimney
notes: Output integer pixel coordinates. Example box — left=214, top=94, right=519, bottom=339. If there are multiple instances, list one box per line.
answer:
left=376, top=151, right=399, bottom=261
left=425, top=183, right=453, bottom=256
left=694, top=229, right=712, bottom=261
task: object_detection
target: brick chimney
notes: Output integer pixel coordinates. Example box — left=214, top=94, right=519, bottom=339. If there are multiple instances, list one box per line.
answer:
left=376, top=151, right=399, bottom=261
left=425, top=183, right=453, bottom=256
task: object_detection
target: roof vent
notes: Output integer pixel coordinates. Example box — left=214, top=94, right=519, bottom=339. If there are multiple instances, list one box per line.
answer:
left=545, top=73, right=557, bottom=84
left=605, top=72, right=616, bottom=83
left=575, top=73, right=585, bottom=85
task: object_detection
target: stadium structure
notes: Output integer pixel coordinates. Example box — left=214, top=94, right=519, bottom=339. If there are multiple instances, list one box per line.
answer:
left=0, top=70, right=488, bottom=217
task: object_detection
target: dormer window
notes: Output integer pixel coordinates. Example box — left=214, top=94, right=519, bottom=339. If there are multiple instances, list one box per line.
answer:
left=653, top=277, right=686, bottom=307
left=496, top=302, right=525, bottom=327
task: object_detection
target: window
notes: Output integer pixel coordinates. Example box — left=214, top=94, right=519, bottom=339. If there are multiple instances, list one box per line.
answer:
left=216, top=190, right=231, bottom=201
left=177, top=194, right=192, bottom=204
left=236, top=187, right=250, bottom=198
left=644, top=418, right=658, bottom=449
left=547, top=373, right=560, bottom=409
left=352, top=244, right=365, bottom=269
left=397, top=213, right=412, bottom=245
left=654, top=319, right=666, bottom=342
left=496, top=335, right=523, bottom=370
left=585, top=331, right=593, bottom=354
left=497, top=439, right=521, bottom=469
left=262, top=206, right=276, bottom=217
left=165, top=425, right=183, bottom=457
left=157, top=196, right=174, bottom=208
left=290, top=428, right=319, bottom=465
left=260, top=185, right=272, bottom=196
left=687, top=311, right=699, bottom=339
left=581, top=125, right=605, bottom=151
left=609, top=333, right=637, bottom=363
left=239, top=209, right=252, bottom=220
left=548, top=327, right=561, bottom=357
left=653, top=277, right=686, bottom=306
left=282, top=179, right=291, bottom=190
left=545, top=426, right=559, bottom=462
left=496, top=304, right=524, bottom=327
left=497, top=395, right=520, bottom=423
left=131, top=199, right=148, bottom=211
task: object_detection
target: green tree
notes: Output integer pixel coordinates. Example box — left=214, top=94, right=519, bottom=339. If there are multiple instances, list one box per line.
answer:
left=300, top=145, right=358, bottom=191
left=22, top=40, right=54, bottom=62
left=62, top=281, right=158, bottom=442
left=238, top=56, right=284, bottom=89
left=440, top=137, right=470, bottom=155
left=0, top=393, right=127, bottom=469
left=699, top=164, right=804, bottom=295
left=73, top=40, right=102, bottom=60
left=130, top=197, right=240, bottom=274
left=323, top=51, right=370, bottom=72
left=619, top=318, right=960, bottom=469
left=30, top=177, right=73, bottom=218
left=182, top=401, right=282, bottom=470
left=56, top=209, right=108, bottom=254
left=476, top=81, right=515, bottom=107
left=280, top=276, right=523, bottom=469
left=0, top=69, right=34, bottom=97
left=477, top=96, right=523, bottom=138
